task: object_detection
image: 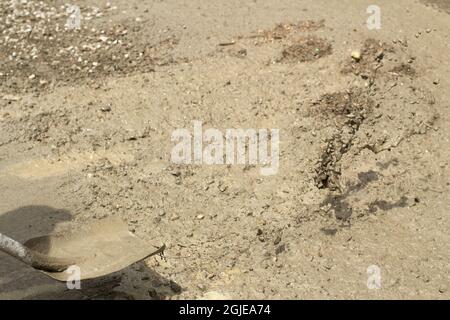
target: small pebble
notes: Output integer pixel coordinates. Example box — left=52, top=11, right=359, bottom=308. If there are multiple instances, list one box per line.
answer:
left=351, top=50, right=361, bottom=61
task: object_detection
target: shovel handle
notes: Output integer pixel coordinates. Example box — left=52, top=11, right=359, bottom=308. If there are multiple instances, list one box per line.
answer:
left=0, top=232, right=73, bottom=272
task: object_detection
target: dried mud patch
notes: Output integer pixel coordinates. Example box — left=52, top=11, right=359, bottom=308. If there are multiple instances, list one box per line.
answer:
left=310, top=89, right=373, bottom=122
left=389, top=63, right=417, bottom=78
left=279, top=36, right=332, bottom=63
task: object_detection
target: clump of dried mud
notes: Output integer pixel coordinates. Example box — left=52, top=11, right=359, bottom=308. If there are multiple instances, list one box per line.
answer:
left=312, top=90, right=374, bottom=191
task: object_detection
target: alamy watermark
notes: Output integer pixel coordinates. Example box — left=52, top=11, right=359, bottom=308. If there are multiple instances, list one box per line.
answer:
left=66, top=265, right=81, bottom=290
left=171, top=121, right=279, bottom=176
left=367, top=5, right=381, bottom=30
left=65, top=5, right=81, bottom=30
left=367, top=265, right=382, bottom=289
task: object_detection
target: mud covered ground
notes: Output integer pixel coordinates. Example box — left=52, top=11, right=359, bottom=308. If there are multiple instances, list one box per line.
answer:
left=0, top=0, right=449, bottom=299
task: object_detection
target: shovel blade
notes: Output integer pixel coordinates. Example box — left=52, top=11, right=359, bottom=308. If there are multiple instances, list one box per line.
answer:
left=24, top=216, right=157, bottom=281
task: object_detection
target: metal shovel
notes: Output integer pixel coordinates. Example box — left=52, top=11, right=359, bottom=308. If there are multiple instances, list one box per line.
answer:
left=0, top=216, right=164, bottom=282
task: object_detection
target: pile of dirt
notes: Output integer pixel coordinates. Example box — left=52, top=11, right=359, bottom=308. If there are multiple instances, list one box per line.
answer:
left=341, top=38, right=393, bottom=80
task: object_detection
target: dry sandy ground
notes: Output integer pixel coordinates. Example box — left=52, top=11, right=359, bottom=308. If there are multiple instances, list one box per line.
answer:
left=0, top=0, right=449, bottom=299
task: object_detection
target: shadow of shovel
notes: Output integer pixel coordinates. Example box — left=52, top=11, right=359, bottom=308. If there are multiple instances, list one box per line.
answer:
left=0, top=215, right=165, bottom=282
